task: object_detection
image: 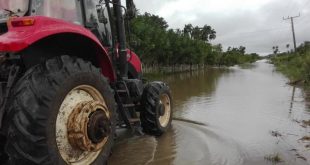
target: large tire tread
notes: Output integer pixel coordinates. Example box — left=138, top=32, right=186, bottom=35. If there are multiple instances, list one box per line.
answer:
left=140, top=82, right=172, bottom=136
left=4, top=56, right=115, bottom=165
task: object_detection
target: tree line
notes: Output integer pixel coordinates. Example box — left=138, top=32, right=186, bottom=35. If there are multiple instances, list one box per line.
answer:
left=128, top=12, right=260, bottom=67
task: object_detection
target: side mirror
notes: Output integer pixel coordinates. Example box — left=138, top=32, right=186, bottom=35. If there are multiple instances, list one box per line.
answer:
left=96, top=5, right=108, bottom=24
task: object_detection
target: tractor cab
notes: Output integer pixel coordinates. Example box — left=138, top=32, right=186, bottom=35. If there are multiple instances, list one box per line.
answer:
left=0, top=0, right=113, bottom=46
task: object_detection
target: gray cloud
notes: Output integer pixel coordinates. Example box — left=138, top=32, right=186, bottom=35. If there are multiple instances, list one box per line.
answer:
left=134, top=0, right=310, bottom=55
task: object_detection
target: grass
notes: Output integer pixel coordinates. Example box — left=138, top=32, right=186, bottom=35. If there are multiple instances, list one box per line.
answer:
left=264, top=153, right=283, bottom=164
left=302, top=120, right=310, bottom=127
left=300, top=136, right=310, bottom=141
left=271, top=51, right=310, bottom=86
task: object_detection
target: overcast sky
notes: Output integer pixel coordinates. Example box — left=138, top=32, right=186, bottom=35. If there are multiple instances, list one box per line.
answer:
left=134, top=0, right=310, bottom=55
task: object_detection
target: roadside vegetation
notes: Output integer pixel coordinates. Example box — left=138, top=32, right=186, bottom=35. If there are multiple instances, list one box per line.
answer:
left=264, top=153, right=283, bottom=164
left=128, top=12, right=260, bottom=69
left=270, top=41, right=310, bottom=86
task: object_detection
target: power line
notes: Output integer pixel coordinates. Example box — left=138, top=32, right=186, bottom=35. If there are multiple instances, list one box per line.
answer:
left=283, top=13, right=301, bottom=52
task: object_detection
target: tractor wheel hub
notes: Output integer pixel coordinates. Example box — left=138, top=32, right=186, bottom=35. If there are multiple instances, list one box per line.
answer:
left=67, top=100, right=110, bottom=152
left=87, top=111, right=111, bottom=144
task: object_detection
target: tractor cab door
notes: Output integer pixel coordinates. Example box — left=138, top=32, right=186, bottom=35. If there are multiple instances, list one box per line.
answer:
left=83, top=0, right=112, bottom=47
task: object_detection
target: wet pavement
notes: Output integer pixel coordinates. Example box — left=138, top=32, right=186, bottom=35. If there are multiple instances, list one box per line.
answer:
left=109, top=60, right=310, bottom=165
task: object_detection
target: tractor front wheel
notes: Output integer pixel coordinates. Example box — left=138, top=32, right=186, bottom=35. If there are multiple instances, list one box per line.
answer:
left=140, top=82, right=173, bottom=136
left=5, top=56, right=116, bottom=165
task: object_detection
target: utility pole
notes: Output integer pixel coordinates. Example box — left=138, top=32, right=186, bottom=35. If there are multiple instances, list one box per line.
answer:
left=283, top=13, right=300, bottom=52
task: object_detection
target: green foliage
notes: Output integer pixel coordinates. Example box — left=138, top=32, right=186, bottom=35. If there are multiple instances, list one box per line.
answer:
left=129, top=12, right=260, bottom=66
left=271, top=41, right=310, bottom=84
left=219, top=46, right=259, bottom=66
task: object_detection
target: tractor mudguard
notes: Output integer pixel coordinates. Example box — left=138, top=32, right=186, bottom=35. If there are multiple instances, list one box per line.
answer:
left=127, top=50, right=142, bottom=76
left=0, top=16, right=116, bottom=81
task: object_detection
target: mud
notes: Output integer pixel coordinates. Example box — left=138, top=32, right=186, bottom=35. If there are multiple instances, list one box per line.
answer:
left=109, top=60, right=310, bottom=165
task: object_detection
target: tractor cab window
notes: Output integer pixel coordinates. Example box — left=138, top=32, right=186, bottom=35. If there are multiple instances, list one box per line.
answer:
left=34, top=0, right=83, bottom=25
left=85, top=0, right=99, bottom=26
left=0, top=0, right=29, bottom=20
left=85, top=0, right=112, bottom=46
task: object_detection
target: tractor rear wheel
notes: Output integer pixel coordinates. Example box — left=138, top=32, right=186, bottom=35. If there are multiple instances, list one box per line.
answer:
left=0, top=62, right=11, bottom=164
left=0, top=135, right=8, bottom=163
left=5, top=56, right=116, bottom=165
left=140, top=82, right=173, bottom=136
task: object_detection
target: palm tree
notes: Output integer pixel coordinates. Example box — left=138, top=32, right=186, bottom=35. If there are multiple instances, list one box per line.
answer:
left=272, top=46, right=279, bottom=55
left=183, top=24, right=193, bottom=38
left=201, top=25, right=216, bottom=42
left=191, top=26, right=201, bottom=40
left=286, top=44, right=290, bottom=53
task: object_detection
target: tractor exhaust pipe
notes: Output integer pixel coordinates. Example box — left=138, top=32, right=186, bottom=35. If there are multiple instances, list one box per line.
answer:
left=113, top=0, right=128, bottom=79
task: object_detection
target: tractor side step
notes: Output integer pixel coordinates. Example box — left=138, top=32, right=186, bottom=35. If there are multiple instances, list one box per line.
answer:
left=123, top=103, right=135, bottom=108
left=116, top=89, right=127, bottom=93
left=113, top=80, right=142, bottom=133
left=129, top=118, right=140, bottom=123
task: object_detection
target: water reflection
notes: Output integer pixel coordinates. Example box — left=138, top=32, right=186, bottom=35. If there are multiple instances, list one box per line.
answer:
left=148, top=127, right=177, bottom=165
left=108, top=127, right=177, bottom=165
left=109, top=61, right=310, bottom=165
left=304, top=91, right=310, bottom=112
left=289, top=86, right=296, bottom=114
left=148, top=68, right=230, bottom=116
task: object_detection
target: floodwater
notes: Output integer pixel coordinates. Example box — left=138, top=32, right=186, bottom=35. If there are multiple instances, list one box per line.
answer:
left=109, top=60, right=310, bottom=165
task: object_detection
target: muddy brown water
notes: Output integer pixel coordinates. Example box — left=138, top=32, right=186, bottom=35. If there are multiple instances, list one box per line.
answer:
left=109, top=60, right=310, bottom=165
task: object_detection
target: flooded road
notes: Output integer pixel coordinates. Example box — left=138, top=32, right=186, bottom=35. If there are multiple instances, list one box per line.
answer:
left=109, top=60, right=310, bottom=165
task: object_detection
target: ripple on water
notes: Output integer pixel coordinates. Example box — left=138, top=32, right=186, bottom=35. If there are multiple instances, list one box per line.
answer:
left=108, top=135, right=157, bottom=165
left=172, top=121, right=245, bottom=165
left=108, top=121, right=244, bottom=165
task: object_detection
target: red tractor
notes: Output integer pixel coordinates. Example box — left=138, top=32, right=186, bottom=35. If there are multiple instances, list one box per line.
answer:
left=0, top=0, right=173, bottom=164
